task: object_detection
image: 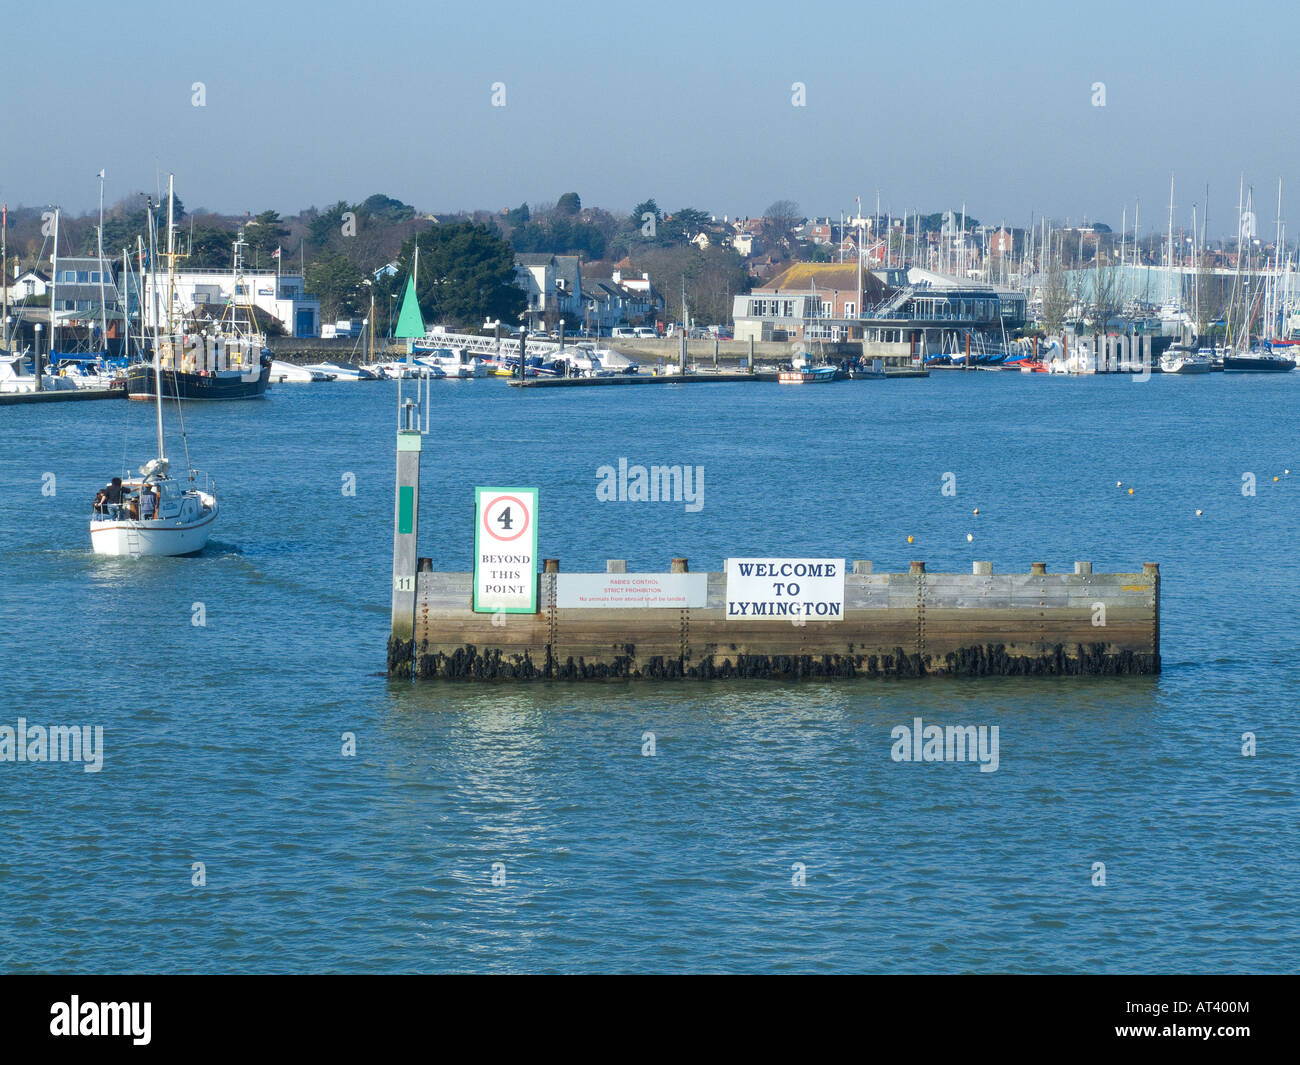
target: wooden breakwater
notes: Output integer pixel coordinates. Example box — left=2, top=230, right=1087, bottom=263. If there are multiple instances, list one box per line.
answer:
left=388, top=558, right=1159, bottom=681
left=387, top=426, right=1158, bottom=682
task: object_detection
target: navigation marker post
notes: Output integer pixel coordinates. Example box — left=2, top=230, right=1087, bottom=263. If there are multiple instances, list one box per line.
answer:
left=390, top=377, right=430, bottom=676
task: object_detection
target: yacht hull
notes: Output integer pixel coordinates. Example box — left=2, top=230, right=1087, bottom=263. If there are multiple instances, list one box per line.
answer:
left=1222, top=355, right=1295, bottom=373
left=90, top=506, right=217, bottom=556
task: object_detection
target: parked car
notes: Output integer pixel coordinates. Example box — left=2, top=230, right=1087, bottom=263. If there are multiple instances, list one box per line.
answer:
left=611, top=327, right=635, bottom=339
left=633, top=327, right=657, bottom=339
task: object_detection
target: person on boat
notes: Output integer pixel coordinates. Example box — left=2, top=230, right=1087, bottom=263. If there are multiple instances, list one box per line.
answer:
left=94, top=477, right=128, bottom=518
left=138, top=482, right=158, bottom=522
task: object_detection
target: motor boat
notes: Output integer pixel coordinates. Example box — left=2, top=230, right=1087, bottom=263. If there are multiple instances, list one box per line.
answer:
left=300, top=361, right=378, bottom=381
left=270, top=360, right=333, bottom=382
left=413, top=346, right=489, bottom=378
left=1159, top=344, right=1213, bottom=374
left=0, top=351, right=79, bottom=393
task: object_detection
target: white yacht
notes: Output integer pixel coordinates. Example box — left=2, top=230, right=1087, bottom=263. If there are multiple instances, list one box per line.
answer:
left=300, top=361, right=378, bottom=381
left=413, top=346, right=489, bottom=378
left=90, top=175, right=218, bottom=557
left=0, top=352, right=79, bottom=393
left=270, top=359, right=334, bottom=382
left=1159, top=344, right=1213, bottom=374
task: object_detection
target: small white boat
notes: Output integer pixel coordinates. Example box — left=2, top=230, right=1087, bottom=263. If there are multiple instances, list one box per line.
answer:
left=54, top=356, right=121, bottom=389
left=589, top=347, right=639, bottom=374
left=301, top=361, right=378, bottom=381
left=413, top=346, right=489, bottom=378
left=270, top=359, right=333, bottom=382
left=0, top=352, right=79, bottom=393
left=1159, top=345, right=1213, bottom=374
left=384, top=359, right=443, bottom=379
left=778, top=366, right=837, bottom=384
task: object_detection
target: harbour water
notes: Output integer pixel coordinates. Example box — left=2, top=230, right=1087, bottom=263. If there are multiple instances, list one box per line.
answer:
left=1, top=372, right=1296, bottom=973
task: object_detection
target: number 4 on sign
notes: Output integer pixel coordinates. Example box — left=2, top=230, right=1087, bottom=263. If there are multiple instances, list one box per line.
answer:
left=496, top=506, right=513, bottom=532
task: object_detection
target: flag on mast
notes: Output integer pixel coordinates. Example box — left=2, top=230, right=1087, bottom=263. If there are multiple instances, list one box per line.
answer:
left=271, top=247, right=281, bottom=260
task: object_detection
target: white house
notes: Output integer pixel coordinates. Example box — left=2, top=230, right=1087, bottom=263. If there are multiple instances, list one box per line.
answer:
left=4, top=268, right=49, bottom=303
left=513, top=253, right=584, bottom=328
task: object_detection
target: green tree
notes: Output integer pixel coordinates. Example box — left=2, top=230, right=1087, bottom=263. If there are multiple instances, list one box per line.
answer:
left=556, top=192, right=581, bottom=216
left=309, top=201, right=354, bottom=246
left=306, top=250, right=366, bottom=322
left=660, top=207, right=712, bottom=245
left=245, top=210, right=288, bottom=265
left=408, top=221, right=525, bottom=327
left=359, top=194, right=415, bottom=224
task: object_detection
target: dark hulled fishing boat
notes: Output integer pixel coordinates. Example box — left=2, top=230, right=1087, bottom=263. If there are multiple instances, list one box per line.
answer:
left=126, top=346, right=271, bottom=400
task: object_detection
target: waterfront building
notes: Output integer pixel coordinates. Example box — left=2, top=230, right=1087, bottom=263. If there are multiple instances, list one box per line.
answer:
left=513, top=253, right=584, bottom=329
left=730, top=263, right=886, bottom=342
left=861, top=268, right=1025, bottom=367
left=143, top=266, right=321, bottom=337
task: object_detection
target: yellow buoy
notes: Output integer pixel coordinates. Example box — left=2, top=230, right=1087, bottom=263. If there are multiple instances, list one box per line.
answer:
left=1128, top=488, right=1134, bottom=495
left=1274, top=476, right=1280, bottom=482
left=907, top=535, right=914, bottom=544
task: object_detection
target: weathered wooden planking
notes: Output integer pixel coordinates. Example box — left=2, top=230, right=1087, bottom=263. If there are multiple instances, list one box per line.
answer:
left=398, top=568, right=1159, bottom=680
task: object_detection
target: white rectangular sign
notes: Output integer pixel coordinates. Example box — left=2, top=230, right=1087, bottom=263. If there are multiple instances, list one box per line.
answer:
left=473, top=487, right=538, bottom=613
left=556, top=572, right=707, bottom=609
left=725, top=558, right=845, bottom=621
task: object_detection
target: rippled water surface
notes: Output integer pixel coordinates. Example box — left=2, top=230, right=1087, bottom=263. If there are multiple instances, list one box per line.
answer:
left=1, top=370, right=1296, bottom=972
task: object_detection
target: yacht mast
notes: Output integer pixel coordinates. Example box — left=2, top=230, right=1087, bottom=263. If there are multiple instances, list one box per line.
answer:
left=51, top=207, right=60, bottom=357
left=1166, top=174, right=1176, bottom=305
left=122, top=247, right=130, bottom=360
left=1, top=203, right=7, bottom=346
left=153, top=177, right=177, bottom=462
left=97, top=171, right=109, bottom=353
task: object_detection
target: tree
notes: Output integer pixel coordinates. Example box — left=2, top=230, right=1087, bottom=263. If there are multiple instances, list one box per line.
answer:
left=245, top=210, right=288, bottom=265
left=659, top=207, right=712, bottom=245
left=306, top=250, right=366, bottom=322
left=1040, top=241, right=1070, bottom=336
left=627, top=244, right=750, bottom=325
left=1089, top=255, right=1122, bottom=333
left=556, top=192, right=581, bottom=216
left=408, top=221, right=525, bottom=327
left=358, top=194, right=415, bottom=224
left=762, top=200, right=801, bottom=253
left=309, top=201, right=354, bottom=246
left=504, top=202, right=530, bottom=228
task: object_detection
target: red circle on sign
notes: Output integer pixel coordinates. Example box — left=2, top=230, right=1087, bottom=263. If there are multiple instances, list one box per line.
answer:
left=483, top=495, right=530, bottom=542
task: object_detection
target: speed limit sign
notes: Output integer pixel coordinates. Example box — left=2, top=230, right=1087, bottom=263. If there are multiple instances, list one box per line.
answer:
left=473, top=487, right=539, bottom=613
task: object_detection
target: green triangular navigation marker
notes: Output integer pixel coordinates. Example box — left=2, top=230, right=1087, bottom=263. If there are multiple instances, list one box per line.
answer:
left=393, top=272, right=425, bottom=339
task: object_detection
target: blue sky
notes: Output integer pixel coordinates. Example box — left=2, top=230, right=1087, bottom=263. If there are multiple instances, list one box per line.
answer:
left=3, top=0, right=1296, bottom=237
